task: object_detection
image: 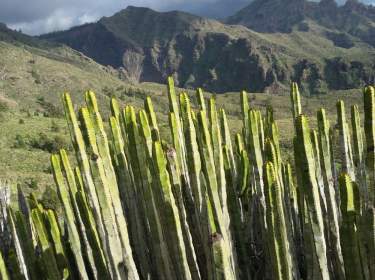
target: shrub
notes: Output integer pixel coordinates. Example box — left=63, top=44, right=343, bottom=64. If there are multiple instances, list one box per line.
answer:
left=41, top=187, right=60, bottom=211
left=13, top=134, right=27, bottom=149
left=30, top=133, right=67, bottom=153
left=31, top=69, right=41, bottom=84
left=50, top=120, right=60, bottom=132
left=36, top=96, right=63, bottom=118
left=25, top=178, right=38, bottom=190
left=0, top=100, right=9, bottom=112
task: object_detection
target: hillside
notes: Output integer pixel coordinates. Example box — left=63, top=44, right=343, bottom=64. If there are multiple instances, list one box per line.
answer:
left=41, top=4, right=375, bottom=94
left=0, top=23, right=140, bottom=110
left=0, top=23, right=152, bottom=194
left=0, top=21, right=366, bottom=198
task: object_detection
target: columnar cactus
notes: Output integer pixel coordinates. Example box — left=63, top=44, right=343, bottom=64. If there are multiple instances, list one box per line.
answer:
left=1, top=79, right=375, bottom=280
left=339, top=174, right=364, bottom=280
left=317, top=109, right=345, bottom=280
left=364, top=86, right=375, bottom=207
left=263, top=160, right=293, bottom=280
left=0, top=250, right=8, bottom=280
left=51, top=154, right=90, bottom=279
left=337, top=100, right=356, bottom=180
left=295, top=115, right=330, bottom=280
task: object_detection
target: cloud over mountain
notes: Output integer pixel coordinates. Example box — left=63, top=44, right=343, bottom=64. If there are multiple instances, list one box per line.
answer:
left=0, top=0, right=373, bottom=35
left=0, top=0, right=249, bottom=35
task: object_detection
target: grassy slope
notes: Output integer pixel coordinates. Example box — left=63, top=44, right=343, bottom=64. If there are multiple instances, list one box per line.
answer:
left=0, top=41, right=133, bottom=110
left=0, top=38, right=147, bottom=199
left=0, top=27, right=367, bottom=205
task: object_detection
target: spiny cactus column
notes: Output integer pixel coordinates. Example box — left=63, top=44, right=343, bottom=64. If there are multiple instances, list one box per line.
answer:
left=317, top=109, right=345, bottom=280
left=337, top=100, right=356, bottom=180
left=281, top=162, right=302, bottom=277
left=11, top=209, right=38, bottom=280
left=145, top=96, right=161, bottom=141
left=263, top=160, right=293, bottom=280
left=7, top=208, right=29, bottom=279
left=339, top=174, right=364, bottom=280
left=241, top=91, right=250, bottom=150
left=220, top=109, right=237, bottom=180
left=167, top=78, right=191, bottom=192
left=362, top=86, right=375, bottom=280
left=62, top=93, right=107, bottom=258
left=290, top=82, right=302, bottom=128
left=85, top=92, right=139, bottom=280
left=124, top=105, right=172, bottom=280
left=0, top=250, right=8, bottom=280
left=209, top=98, right=227, bottom=211
left=295, top=115, right=329, bottom=280
left=109, top=113, right=151, bottom=278
left=196, top=110, right=236, bottom=279
left=164, top=142, right=201, bottom=279
left=151, top=141, right=193, bottom=279
left=51, top=154, right=90, bottom=279
left=31, top=207, right=62, bottom=279
left=364, top=86, right=375, bottom=207
left=180, top=92, right=216, bottom=279
left=79, top=106, right=135, bottom=279
left=351, top=105, right=367, bottom=204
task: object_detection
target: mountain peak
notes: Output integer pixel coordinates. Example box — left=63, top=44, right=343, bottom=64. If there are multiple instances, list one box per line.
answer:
left=226, top=0, right=314, bottom=33
left=227, top=0, right=375, bottom=35
left=110, top=5, right=202, bottom=20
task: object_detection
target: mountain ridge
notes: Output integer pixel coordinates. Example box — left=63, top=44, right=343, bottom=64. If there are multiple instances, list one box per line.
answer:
left=40, top=3, right=375, bottom=94
left=227, top=0, right=375, bottom=43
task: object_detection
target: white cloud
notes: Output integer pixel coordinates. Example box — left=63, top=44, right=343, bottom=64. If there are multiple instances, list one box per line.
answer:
left=2, top=0, right=128, bottom=34
left=10, top=10, right=76, bottom=35
left=1, top=0, right=373, bottom=35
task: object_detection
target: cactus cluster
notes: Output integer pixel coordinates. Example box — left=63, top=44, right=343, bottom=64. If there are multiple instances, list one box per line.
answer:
left=0, top=80, right=374, bottom=280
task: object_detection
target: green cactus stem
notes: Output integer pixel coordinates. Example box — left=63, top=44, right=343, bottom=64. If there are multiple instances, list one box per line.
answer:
left=339, top=174, right=364, bottom=280
left=295, top=115, right=330, bottom=280
left=0, top=250, right=9, bottom=280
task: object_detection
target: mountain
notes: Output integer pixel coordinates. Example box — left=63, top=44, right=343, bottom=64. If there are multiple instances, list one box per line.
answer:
left=41, top=4, right=375, bottom=94
left=227, top=0, right=375, bottom=46
left=163, top=0, right=251, bottom=19
left=41, top=6, right=289, bottom=93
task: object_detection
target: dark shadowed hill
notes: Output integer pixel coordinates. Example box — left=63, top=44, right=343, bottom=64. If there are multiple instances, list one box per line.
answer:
left=41, top=4, right=375, bottom=94
left=227, top=0, right=375, bottom=46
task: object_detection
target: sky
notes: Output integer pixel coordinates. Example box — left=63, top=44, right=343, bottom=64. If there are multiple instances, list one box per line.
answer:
left=0, top=0, right=373, bottom=36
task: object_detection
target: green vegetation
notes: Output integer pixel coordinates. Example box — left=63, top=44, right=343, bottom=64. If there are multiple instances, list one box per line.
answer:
left=0, top=79, right=374, bottom=279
